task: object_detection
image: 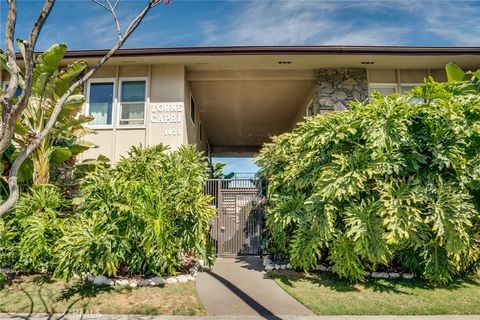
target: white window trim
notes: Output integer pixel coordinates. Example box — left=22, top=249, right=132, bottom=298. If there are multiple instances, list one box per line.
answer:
left=85, top=78, right=116, bottom=129
left=368, top=83, right=398, bottom=95
left=118, top=77, right=148, bottom=129
left=190, top=93, right=196, bottom=126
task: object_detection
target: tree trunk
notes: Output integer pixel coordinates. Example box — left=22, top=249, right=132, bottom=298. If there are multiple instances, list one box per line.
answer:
left=32, top=148, right=50, bottom=185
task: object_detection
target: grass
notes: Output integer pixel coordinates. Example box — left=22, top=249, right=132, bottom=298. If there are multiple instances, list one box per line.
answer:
left=0, top=275, right=205, bottom=316
left=270, top=270, right=480, bottom=315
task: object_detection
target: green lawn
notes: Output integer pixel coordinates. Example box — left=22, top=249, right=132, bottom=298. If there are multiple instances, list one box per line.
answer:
left=271, top=270, right=480, bottom=315
left=0, top=275, right=205, bottom=316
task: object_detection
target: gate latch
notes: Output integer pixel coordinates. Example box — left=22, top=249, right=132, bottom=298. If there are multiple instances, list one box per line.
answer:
left=220, top=226, right=225, bottom=232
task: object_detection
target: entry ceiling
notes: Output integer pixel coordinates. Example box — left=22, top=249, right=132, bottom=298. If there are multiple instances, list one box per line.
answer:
left=190, top=79, right=314, bottom=152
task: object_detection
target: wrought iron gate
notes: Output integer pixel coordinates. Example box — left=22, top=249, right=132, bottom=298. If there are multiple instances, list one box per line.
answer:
left=205, top=179, right=264, bottom=256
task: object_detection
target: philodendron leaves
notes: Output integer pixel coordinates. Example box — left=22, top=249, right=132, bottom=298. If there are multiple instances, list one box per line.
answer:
left=258, top=77, right=480, bottom=284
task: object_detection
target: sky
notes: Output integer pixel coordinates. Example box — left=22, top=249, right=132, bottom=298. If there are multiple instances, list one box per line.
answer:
left=1, top=0, right=480, bottom=51
left=212, top=157, right=259, bottom=175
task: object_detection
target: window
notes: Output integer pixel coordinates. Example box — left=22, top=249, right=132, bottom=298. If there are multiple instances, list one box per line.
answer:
left=87, top=81, right=114, bottom=126
left=369, top=84, right=397, bottom=96
left=119, top=80, right=146, bottom=126
left=190, top=95, right=195, bottom=124
left=2, top=81, right=23, bottom=98
left=306, top=99, right=314, bottom=116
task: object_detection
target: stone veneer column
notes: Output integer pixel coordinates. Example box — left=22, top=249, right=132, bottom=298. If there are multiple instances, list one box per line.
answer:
left=315, top=69, right=369, bottom=114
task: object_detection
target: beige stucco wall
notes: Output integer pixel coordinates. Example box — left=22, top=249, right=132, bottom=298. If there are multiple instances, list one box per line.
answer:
left=148, top=64, right=185, bottom=150
left=82, top=64, right=188, bottom=162
left=289, top=83, right=315, bottom=130
left=368, top=68, right=448, bottom=85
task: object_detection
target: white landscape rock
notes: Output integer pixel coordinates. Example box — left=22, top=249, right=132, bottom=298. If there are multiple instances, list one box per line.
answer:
left=176, top=275, right=189, bottom=283
left=389, top=272, right=400, bottom=279
left=189, top=267, right=198, bottom=277
left=274, top=264, right=280, bottom=270
left=138, top=279, right=151, bottom=287
left=149, top=276, right=165, bottom=286
left=280, top=264, right=286, bottom=270
left=263, top=257, right=272, bottom=266
left=195, top=260, right=204, bottom=269
left=129, top=280, right=138, bottom=288
left=166, top=277, right=178, bottom=284
left=317, top=265, right=328, bottom=272
left=371, top=272, right=389, bottom=279
left=115, top=279, right=130, bottom=286
left=92, top=275, right=110, bottom=286
left=402, top=273, right=415, bottom=279
left=265, top=264, right=275, bottom=271
left=286, top=263, right=292, bottom=270
left=187, top=275, right=195, bottom=281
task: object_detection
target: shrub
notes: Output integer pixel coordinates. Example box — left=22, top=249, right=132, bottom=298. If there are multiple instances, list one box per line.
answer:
left=257, top=78, right=480, bottom=283
left=55, top=145, right=215, bottom=279
left=0, top=185, right=67, bottom=272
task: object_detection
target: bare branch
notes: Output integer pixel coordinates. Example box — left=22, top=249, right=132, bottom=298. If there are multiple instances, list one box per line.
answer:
left=0, top=0, right=55, bottom=155
left=0, top=0, right=159, bottom=216
left=92, top=0, right=122, bottom=40
left=0, top=0, right=20, bottom=155
left=0, top=0, right=19, bottom=113
left=107, top=0, right=122, bottom=40
left=92, top=0, right=110, bottom=11
left=112, top=0, right=120, bottom=10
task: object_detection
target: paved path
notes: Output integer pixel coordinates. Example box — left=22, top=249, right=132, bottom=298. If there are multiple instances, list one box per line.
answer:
left=1, top=314, right=480, bottom=320
left=195, top=256, right=314, bottom=317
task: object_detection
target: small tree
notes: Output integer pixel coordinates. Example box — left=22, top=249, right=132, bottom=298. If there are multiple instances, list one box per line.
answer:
left=0, top=0, right=170, bottom=216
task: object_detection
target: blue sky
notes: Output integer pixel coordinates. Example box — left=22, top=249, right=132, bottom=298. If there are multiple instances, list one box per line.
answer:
left=1, top=0, right=480, bottom=50
left=212, top=157, right=259, bottom=175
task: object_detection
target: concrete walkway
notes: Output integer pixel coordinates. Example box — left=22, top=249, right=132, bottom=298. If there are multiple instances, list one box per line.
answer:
left=2, top=315, right=480, bottom=320
left=195, top=256, right=314, bottom=317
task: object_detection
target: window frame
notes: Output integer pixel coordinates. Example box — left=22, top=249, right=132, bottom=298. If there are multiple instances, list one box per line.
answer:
left=190, top=94, right=196, bottom=126
left=368, top=83, right=398, bottom=96
left=118, top=77, right=148, bottom=128
left=85, top=78, right=116, bottom=129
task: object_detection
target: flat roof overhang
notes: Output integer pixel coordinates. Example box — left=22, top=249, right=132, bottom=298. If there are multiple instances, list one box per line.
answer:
left=40, top=45, right=478, bottom=72
left=58, top=45, right=480, bottom=58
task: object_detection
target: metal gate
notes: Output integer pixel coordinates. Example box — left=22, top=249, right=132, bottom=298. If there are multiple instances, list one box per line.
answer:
left=205, top=179, right=264, bottom=256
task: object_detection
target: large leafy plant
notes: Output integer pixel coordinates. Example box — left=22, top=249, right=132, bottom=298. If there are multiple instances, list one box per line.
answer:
left=55, top=144, right=215, bottom=279
left=10, top=43, right=96, bottom=185
left=258, top=78, right=480, bottom=284
left=0, top=185, right=67, bottom=272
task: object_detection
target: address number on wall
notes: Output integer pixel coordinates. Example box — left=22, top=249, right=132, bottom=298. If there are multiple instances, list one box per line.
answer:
left=164, top=128, right=182, bottom=136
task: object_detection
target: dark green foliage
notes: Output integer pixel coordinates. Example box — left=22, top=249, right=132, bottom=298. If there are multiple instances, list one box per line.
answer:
left=257, top=78, right=480, bottom=283
left=55, top=145, right=215, bottom=279
left=0, top=185, right=66, bottom=272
